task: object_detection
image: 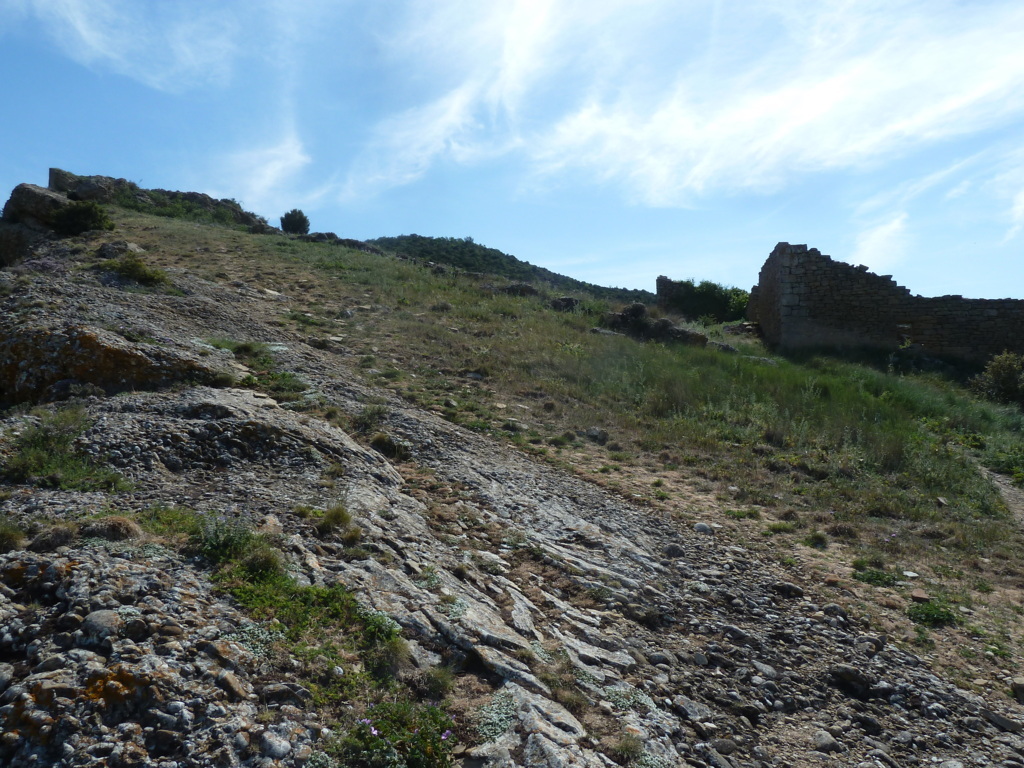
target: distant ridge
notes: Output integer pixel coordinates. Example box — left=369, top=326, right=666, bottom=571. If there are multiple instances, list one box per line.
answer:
left=369, top=234, right=654, bottom=304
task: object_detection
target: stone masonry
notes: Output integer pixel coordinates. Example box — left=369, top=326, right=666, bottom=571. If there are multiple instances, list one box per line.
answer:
left=747, top=242, right=1024, bottom=364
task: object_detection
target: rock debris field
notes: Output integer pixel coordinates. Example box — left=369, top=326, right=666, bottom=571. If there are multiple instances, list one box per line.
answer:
left=2, top=243, right=1024, bottom=768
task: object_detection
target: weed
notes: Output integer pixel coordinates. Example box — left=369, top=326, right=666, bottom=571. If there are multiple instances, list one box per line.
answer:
left=351, top=404, right=389, bottom=434
left=189, top=517, right=262, bottom=564
left=609, top=733, right=644, bottom=765
left=334, top=700, right=456, bottom=768
left=315, top=505, right=353, bottom=537
left=853, top=568, right=900, bottom=588
left=206, top=339, right=308, bottom=401
left=725, top=508, right=761, bottom=520
left=420, top=666, right=456, bottom=699
left=133, top=505, right=202, bottom=538
left=240, top=544, right=286, bottom=581
left=764, top=521, right=798, bottom=536
left=802, top=531, right=828, bottom=549
left=340, top=526, right=363, bottom=546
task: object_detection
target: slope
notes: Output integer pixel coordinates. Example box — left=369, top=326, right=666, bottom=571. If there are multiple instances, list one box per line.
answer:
left=1, top=195, right=1024, bottom=767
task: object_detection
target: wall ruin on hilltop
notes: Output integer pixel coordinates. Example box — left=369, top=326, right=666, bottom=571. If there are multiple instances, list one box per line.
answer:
left=747, top=242, right=1024, bottom=364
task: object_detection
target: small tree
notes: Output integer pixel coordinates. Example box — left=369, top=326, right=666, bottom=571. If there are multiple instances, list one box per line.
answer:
left=280, top=209, right=310, bottom=235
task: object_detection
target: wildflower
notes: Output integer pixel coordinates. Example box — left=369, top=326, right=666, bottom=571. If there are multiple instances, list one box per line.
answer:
left=441, top=730, right=453, bottom=741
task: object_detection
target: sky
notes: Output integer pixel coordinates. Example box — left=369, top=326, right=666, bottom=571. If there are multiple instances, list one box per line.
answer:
left=2, top=0, right=1024, bottom=299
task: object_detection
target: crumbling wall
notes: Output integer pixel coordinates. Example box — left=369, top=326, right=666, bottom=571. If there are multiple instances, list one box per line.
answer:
left=749, top=242, right=1024, bottom=364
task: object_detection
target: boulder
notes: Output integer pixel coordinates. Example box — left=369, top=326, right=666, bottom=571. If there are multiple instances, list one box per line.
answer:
left=1, top=183, right=71, bottom=229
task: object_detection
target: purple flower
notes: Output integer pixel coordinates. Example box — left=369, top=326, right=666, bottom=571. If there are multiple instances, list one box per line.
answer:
left=441, top=730, right=453, bottom=741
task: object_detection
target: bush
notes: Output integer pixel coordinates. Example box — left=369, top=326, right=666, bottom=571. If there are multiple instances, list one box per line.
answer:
left=971, top=351, right=1024, bottom=407
left=51, top=201, right=114, bottom=236
left=281, top=209, right=310, bottom=235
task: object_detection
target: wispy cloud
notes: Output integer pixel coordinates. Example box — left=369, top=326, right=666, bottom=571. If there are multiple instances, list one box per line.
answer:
left=348, top=1, right=1024, bottom=206
left=19, top=0, right=242, bottom=91
left=851, top=213, right=910, bottom=274
left=214, top=130, right=311, bottom=216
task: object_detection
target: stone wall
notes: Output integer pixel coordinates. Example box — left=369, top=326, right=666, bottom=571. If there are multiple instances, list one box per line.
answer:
left=748, top=242, right=1024, bottom=364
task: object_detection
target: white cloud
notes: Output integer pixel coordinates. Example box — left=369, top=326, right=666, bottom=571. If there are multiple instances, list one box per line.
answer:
left=215, top=131, right=311, bottom=216
left=349, top=0, right=1024, bottom=206
left=22, top=0, right=242, bottom=90
left=851, top=213, right=910, bottom=274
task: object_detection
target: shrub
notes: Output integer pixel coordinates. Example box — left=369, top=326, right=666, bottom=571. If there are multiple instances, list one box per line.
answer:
left=971, top=351, right=1024, bottom=407
left=351, top=404, right=388, bottom=434
left=281, top=209, right=310, bottom=235
left=81, top=515, right=144, bottom=541
left=51, top=201, right=114, bottom=236
left=658, top=277, right=748, bottom=323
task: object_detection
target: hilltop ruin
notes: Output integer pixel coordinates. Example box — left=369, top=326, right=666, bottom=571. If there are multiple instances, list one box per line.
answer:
left=747, top=242, right=1024, bottom=364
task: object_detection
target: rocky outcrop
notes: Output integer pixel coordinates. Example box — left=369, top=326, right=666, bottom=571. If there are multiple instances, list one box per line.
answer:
left=0, top=321, right=233, bottom=406
left=47, top=168, right=265, bottom=229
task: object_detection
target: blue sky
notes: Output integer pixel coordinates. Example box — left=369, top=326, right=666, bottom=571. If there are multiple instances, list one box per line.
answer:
left=3, top=1, right=1024, bottom=299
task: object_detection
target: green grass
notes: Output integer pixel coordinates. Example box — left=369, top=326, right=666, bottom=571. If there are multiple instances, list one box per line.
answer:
left=2, top=406, right=130, bottom=492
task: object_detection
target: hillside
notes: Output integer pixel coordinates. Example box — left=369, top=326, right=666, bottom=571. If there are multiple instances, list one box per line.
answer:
left=369, top=234, right=655, bottom=304
left=3, top=174, right=1024, bottom=768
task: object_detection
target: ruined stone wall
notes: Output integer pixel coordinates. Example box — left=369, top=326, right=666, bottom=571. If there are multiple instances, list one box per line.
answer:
left=749, top=242, right=1024, bottom=364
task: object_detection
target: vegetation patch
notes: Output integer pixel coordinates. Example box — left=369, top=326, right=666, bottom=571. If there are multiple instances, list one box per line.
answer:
left=907, top=600, right=960, bottom=628
left=2, top=406, right=130, bottom=492
left=206, top=339, right=309, bottom=402
left=97, top=253, right=169, bottom=286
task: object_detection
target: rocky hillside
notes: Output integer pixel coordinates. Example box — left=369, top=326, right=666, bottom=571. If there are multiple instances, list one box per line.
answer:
left=1, top=176, right=1023, bottom=768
